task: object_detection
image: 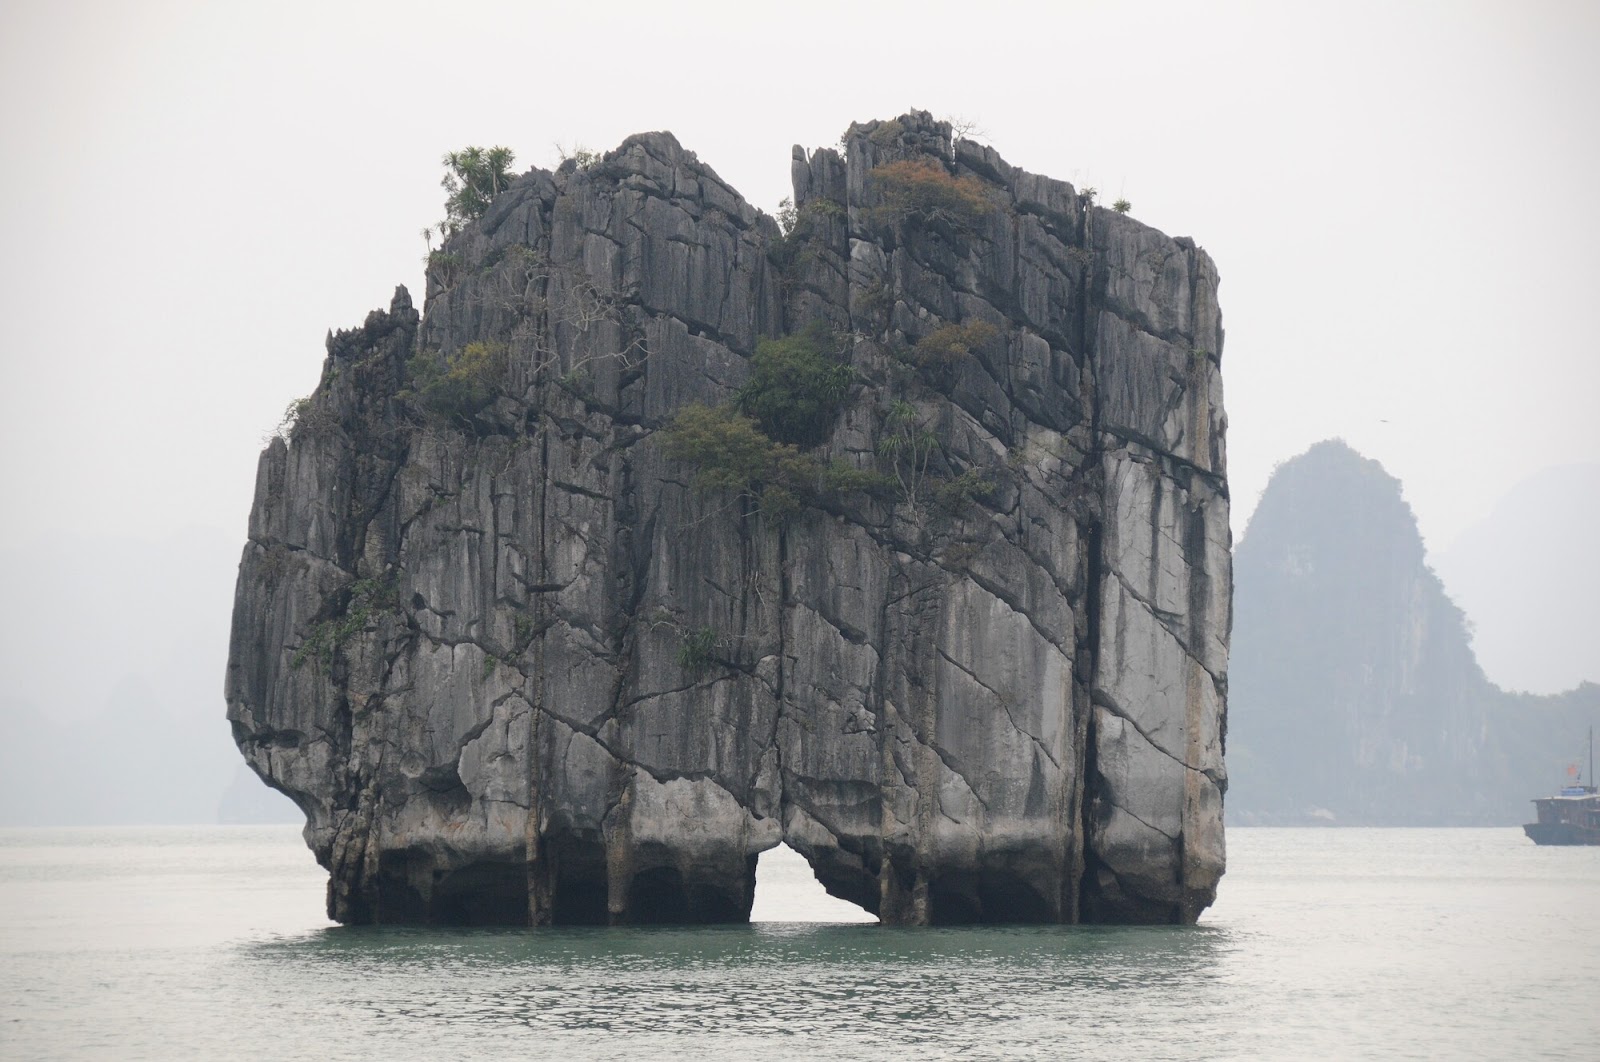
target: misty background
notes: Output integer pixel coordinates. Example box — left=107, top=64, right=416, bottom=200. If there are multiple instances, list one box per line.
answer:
left=1, top=0, right=1595, bottom=825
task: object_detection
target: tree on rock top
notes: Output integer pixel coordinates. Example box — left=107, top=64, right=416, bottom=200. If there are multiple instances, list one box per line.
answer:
left=440, top=146, right=516, bottom=234
left=872, top=158, right=993, bottom=228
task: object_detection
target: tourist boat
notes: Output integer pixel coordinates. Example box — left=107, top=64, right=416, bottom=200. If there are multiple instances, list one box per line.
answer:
left=1523, top=728, right=1600, bottom=846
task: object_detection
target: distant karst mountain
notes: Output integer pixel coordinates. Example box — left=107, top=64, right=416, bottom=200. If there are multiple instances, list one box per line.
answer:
left=1227, top=440, right=1599, bottom=825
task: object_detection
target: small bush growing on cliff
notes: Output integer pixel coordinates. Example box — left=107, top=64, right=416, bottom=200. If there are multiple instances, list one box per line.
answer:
left=941, top=540, right=981, bottom=571
left=877, top=401, right=939, bottom=508
left=807, top=198, right=846, bottom=221
left=818, top=459, right=891, bottom=495
left=772, top=199, right=845, bottom=280
left=292, top=575, right=399, bottom=672
left=440, top=146, right=516, bottom=235
left=407, top=341, right=508, bottom=425
left=557, top=143, right=599, bottom=169
left=737, top=323, right=854, bottom=447
left=425, top=249, right=463, bottom=289
left=874, top=401, right=995, bottom=515
left=908, top=321, right=997, bottom=371
left=872, top=159, right=993, bottom=228
left=275, top=394, right=340, bottom=443
left=660, top=324, right=891, bottom=514
left=853, top=283, right=893, bottom=330
left=895, top=320, right=999, bottom=391
left=275, top=393, right=340, bottom=444
left=776, top=197, right=798, bottom=235
left=662, top=404, right=787, bottom=494
left=677, top=625, right=718, bottom=677
left=933, top=468, right=995, bottom=512
left=1113, top=198, right=1132, bottom=214
left=278, top=396, right=311, bottom=436
left=867, top=118, right=904, bottom=148
left=776, top=196, right=846, bottom=234
left=662, top=403, right=890, bottom=513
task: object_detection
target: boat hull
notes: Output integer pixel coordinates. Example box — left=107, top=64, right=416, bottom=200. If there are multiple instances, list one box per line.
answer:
left=1522, top=821, right=1600, bottom=846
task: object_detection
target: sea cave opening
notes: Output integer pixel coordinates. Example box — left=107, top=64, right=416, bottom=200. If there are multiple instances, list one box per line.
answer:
left=749, top=843, right=877, bottom=924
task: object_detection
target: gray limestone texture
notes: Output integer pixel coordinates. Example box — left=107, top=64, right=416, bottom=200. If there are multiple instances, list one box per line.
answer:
left=226, top=112, right=1231, bottom=926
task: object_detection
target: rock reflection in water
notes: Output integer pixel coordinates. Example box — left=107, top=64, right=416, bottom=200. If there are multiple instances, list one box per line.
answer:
left=241, top=922, right=1229, bottom=1057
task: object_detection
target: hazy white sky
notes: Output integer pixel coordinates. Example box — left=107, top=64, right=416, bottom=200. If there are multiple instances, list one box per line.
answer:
left=0, top=1, right=1594, bottom=826
left=1, top=0, right=1596, bottom=568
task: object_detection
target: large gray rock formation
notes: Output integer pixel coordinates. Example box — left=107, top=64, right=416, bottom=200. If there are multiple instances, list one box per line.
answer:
left=1227, top=439, right=1600, bottom=825
left=227, top=113, right=1230, bottom=925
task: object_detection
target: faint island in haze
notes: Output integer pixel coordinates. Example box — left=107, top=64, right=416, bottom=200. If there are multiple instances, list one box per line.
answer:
left=1226, top=439, right=1599, bottom=825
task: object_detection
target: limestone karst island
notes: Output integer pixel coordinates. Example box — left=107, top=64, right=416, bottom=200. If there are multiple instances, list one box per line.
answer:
left=226, top=112, right=1231, bottom=927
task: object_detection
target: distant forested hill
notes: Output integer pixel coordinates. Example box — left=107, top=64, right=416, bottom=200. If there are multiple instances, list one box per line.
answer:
left=1226, top=440, right=1598, bottom=825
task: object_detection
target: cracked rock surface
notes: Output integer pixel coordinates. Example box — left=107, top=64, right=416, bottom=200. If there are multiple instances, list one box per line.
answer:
left=226, top=112, right=1230, bottom=926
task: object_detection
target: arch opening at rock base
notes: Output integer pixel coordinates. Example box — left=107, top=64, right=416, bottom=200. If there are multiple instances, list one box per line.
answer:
left=750, top=844, right=877, bottom=924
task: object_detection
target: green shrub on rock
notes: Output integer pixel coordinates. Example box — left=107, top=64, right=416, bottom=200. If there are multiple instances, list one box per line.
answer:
left=677, top=626, right=718, bottom=676
left=737, top=323, right=854, bottom=447
left=661, top=404, right=786, bottom=494
left=661, top=403, right=889, bottom=514
left=292, top=574, right=400, bottom=673
left=898, top=320, right=999, bottom=390
left=933, top=468, right=995, bottom=512
left=660, top=324, right=890, bottom=516
left=276, top=394, right=338, bottom=441
left=867, top=118, right=904, bottom=148
left=407, top=341, right=508, bottom=424
left=775, top=197, right=843, bottom=238
left=909, top=321, right=998, bottom=371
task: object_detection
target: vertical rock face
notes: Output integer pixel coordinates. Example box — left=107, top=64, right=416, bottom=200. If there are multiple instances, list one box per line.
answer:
left=227, top=113, right=1230, bottom=925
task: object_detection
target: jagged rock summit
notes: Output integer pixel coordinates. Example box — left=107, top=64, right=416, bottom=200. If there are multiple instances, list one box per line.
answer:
left=227, top=112, right=1230, bottom=926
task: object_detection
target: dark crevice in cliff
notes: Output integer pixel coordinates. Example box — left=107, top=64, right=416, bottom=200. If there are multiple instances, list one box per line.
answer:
left=1076, top=193, right=1110, bottom=919
left=761, top=523, right=791, bottom=802
left=1103, top=429, right=1228, bottom=493
left=797, top=600, right=872, bottom=648
left=523, top=417, right=552, bottom=925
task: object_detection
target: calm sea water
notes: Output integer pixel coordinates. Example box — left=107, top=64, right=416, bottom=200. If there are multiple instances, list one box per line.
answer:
left=1, top=826, right=1596, bottom=1060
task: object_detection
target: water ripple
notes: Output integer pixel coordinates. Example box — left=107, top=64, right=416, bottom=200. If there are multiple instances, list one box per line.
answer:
left=236, top=923, right=1233, bottom=1058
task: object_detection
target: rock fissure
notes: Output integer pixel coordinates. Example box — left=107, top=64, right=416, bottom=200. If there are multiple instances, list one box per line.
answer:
left=1091, top=688, right=1196, bottom=771
left=921, top=736, right=991, bottom=812
left=1101, top=793, right=1179, bottom=842
left=1108, top=568, right=1226, bottom=685
left=935, top=647, right=1061, bottom=770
